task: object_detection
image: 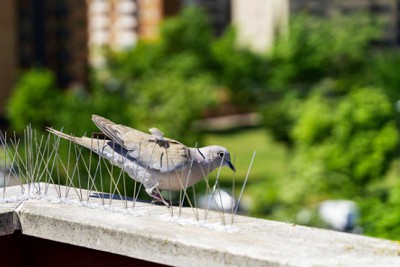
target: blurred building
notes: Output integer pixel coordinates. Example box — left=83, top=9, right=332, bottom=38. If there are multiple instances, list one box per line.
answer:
left=0, top=0, right=88, bottom=121
left=17, top=0, right=88, bottom=88
left=291, top=0, right=400, bottom=45
left=88, top=0, right=181, bottom=48
left=0, top=0, right=17, bottom=121
left=88, top=0, right=138, bottom=66
left=88, top=0, right=138, bottom=50
left=88, top=0, right=180, bottom=65
left=232, top=0, right=289, bottom=52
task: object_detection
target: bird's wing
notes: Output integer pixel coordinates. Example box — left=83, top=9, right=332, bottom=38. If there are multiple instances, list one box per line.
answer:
left=92, top=115, right=190, bottom=173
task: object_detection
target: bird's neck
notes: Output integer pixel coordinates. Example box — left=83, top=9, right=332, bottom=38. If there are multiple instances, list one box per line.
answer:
left=191, top=147, right=221, bottom=170
left=191, top=147, right=210, bottom=162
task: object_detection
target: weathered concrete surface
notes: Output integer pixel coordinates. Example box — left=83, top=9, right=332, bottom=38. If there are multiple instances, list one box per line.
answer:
left=0, top=202, right=21, bottom=235
left=1, top=184, right=400, bottom=267
left=15, top=201, right=400, bottom=267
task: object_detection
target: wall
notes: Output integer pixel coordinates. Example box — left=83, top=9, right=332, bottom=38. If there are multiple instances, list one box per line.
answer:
left=0, top=231, right=165, bottom=267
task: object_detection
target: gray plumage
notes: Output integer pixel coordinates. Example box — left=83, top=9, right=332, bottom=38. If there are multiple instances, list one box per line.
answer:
left=46, top=115, right=235, bottom=205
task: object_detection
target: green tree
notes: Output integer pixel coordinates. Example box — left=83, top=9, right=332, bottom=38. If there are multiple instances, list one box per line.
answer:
left=262, top=13, right=382, bottom=146
left=292, top=87, right=398, bottom=194
left=360, top=181, right=400, bottom=239
left=211, top=27, right=269, bottom=106
left=7, top=68, right=61, bottom=132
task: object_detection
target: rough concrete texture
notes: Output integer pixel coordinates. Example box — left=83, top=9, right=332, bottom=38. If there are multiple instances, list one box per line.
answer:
left=0, top=203, right=19, bottom=235
left=1, top=184, right=400, bottom=267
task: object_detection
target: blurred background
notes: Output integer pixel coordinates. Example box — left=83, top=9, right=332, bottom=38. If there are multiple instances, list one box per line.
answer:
left=1, top=0, right=400, bottom=240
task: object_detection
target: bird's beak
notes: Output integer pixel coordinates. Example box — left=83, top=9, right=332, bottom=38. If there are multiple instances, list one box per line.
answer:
left=226, top=161, right=236, bottom=172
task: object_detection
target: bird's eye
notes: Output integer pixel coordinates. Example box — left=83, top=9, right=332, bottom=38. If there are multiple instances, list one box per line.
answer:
left=218, top=152, right=225, bottom=158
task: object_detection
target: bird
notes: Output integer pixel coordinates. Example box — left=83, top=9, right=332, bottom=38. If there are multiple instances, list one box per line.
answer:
left=46, top=115, right=235, bottom=206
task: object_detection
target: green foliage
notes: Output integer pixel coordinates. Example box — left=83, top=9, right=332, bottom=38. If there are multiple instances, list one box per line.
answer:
left=292, top=87, right=398, bottom=188
left=160, top=6, right=213, bottom=64
left=98, top=7, right=219, bottom=144
left=125, top=72, right=216, bottom=144
left=262, top=13, right=382, bottom=146
left=368, top=49, right=400, bottom=100
left=267, top=13, right=380, bottom=93
left=277, top=86, right=399, bottom=231
left=359, top=179, right=400, bottom=239
left=105, top=42, right=162, bottom=81
left=8, top=6, right=219, bottom=146
left=255, top=12, right=400, bottom=239
left=260, top=92, right=301, bottom=145
left=7, top=69, right=61, bottom=132
left=211, top=27, right=269, bottom=105
left=257, top=13, right=400, bottom=239
left=53, top=86, right=131, bottom=136
left=249, top=86, right=400, bottom=237
left=105, top=6, right=214, bottom=81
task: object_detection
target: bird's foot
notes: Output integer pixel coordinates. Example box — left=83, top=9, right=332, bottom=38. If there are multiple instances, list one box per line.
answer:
left=151, top=198, right=173, bottom=207
left=149, top=190, right=171, bottom=207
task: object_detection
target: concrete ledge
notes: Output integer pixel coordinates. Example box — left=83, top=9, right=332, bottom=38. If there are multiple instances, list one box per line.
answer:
left=0, top=202, right=22, bottom=236
left=1, top=184, right=400, bottom=267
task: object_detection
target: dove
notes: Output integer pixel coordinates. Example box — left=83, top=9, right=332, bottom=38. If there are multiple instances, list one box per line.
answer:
left=46, top=115, right=235, bottom=206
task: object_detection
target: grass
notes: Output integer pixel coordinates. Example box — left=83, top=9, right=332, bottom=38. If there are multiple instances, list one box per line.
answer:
left=203, top=128, right=288, bottom=183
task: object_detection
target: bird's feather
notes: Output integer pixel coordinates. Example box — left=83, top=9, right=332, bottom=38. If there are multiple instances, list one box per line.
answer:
left=46, top=115, right=235, bottom=202
left=92, top=115, right=190, bottom=173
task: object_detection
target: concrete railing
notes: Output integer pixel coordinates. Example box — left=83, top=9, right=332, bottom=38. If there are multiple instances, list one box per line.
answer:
left=0, top=183, right=399, bottom=267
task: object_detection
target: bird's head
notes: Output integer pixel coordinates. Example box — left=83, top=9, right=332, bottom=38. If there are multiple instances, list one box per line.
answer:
left=197, top=146, right=236, bottom=172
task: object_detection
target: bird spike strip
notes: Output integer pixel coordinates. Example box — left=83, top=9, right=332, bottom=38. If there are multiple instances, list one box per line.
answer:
left=0, top=126, right=255, bottom=228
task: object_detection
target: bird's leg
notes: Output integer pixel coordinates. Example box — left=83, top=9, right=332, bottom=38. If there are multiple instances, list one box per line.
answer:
left=146, top=187, right=171, bottom=207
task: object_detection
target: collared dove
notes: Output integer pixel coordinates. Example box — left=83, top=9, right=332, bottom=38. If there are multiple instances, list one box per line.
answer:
left=46, top=115, right=235, bottom=205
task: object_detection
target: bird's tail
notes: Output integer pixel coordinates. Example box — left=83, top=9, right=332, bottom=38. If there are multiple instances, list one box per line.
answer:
left=46, top=127, right=107, bottom=152
left=46, top=127, right=76, bottom=142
